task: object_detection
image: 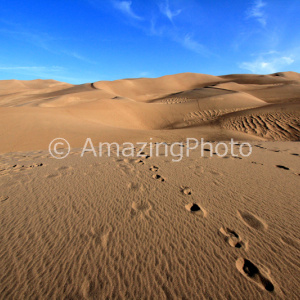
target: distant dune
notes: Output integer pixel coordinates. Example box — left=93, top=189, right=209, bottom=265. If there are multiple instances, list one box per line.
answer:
left=0, top=72, right=299, bottom=152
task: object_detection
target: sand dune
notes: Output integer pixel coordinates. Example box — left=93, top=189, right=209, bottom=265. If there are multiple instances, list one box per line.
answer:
left=0, top=72, right=300, bottom=299
left=217, top=102, right=300, bottom=141
left=0, top=72, right=299, bottom=153
left=92, top=72, right=225, bottom=101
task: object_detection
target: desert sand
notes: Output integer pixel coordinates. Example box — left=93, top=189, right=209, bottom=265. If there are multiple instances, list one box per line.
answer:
left=0, top=72, right=300, bottom=153
left=0, top=72, right=299, bottom=299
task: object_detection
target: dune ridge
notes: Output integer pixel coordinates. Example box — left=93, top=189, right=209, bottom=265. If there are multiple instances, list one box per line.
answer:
left=0, top=72, right=299, bottom=152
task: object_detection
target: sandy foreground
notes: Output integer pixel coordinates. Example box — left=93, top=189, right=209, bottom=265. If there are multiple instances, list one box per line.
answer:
left=0, top=142, right=299, bottom=299
left=0, top=72, right=300, bottom=299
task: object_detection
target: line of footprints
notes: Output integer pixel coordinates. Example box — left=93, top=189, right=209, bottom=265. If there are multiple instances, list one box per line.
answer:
left=253, top=145, right=300, bottom=176
left=135, top=150, right=278, bottom=295
left=184, top=191, right=276, bottom=294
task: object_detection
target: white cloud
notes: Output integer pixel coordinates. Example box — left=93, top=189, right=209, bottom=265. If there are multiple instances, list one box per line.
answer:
left=113, top=1, right=143, bottom=20
left=246, top=0, right=267, bottom=26
left=149, top=17, right=163, bottom=36
left=240, top=54, right=294, bottom=73
left=159, top=0, right=182, bottom=23
left=110, top=1, right=208, bottom=56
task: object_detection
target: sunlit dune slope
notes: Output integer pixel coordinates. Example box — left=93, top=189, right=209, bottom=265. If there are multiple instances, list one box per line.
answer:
left=0, top=72, right=299, bottom=152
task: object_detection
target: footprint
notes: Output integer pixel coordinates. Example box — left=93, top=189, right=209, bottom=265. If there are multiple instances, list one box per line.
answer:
left=57, top=166, right=71, bottom=171
left=237, top=210, right=267, bottom=231
left=87, top=227, right=112, bottom=249
left=212, top=179, right=224, bottom=187
left=280, top=236, right=300, bottom=250
left=185, top=203, right=207, bottom=217
left=0, top=196, right=9, bottom=202
left=135, top=159, right=144, bottom=165
left=254, top=145, right=266, bottom=149
left=131, top=201, right=152, bottom=218
left=131, top=201, right=152, bottom=212
left=118, top=164, right=134, bottom=174
left=149, top=166, right=159, bottom=172
left=180, top=186, right=192, bottom=195
left=276, top=165, right=289, bottom=170
left=152, top=174, right=165, bottom=182
left=194, top=166, right=204, bottom=177
left=236, top=258, right=275, bottom=292
left=123, top=158, right=136, bottom=164
left=11, top=163, right=44, bottom=170
left=219, top=227, right=246, bottom=249
left=209, top=170, right=222, bottom=176
left=27, top=163, right=44, bottom=168
left=127, top=182, right=145, bottom=192
left=138, top=152, right=150, bottom=159
left=46, top=173, right=61, bottom=179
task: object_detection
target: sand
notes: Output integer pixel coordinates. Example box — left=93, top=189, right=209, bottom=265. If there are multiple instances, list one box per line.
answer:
left=0, top=72, right=299, bottom=153
left=0, top=72, right=299, bottom=299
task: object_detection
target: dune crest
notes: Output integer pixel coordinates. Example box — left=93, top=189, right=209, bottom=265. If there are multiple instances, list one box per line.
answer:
left=0, top=72, right=299, bottom=152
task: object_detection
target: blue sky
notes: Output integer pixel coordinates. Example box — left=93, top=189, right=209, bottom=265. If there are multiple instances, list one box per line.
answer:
left=0, top=0, right=299, bottom=84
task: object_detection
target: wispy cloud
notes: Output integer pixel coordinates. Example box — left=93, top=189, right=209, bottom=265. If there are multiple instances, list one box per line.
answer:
left=113, top=1, right=143, bottom=20
left=240, top=52, right=294, bottom=73
left=148, top=8, right=208, bottom=56
left=62, top=51, right=95, bottom=64
left=181, top=34, right=207, bottom=55
left=103, top=1, right=209, bottom=56
left=0, top=27, right=53, bottom=52
left=246, top=0, right=267, bottom=26
left=0, top=20, right=95, bottom=64
left=148, top=22, right=209, bottom=56
left=159, top=0, right=182, bottom=23
left=149, top=17, right=164, bottom=36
